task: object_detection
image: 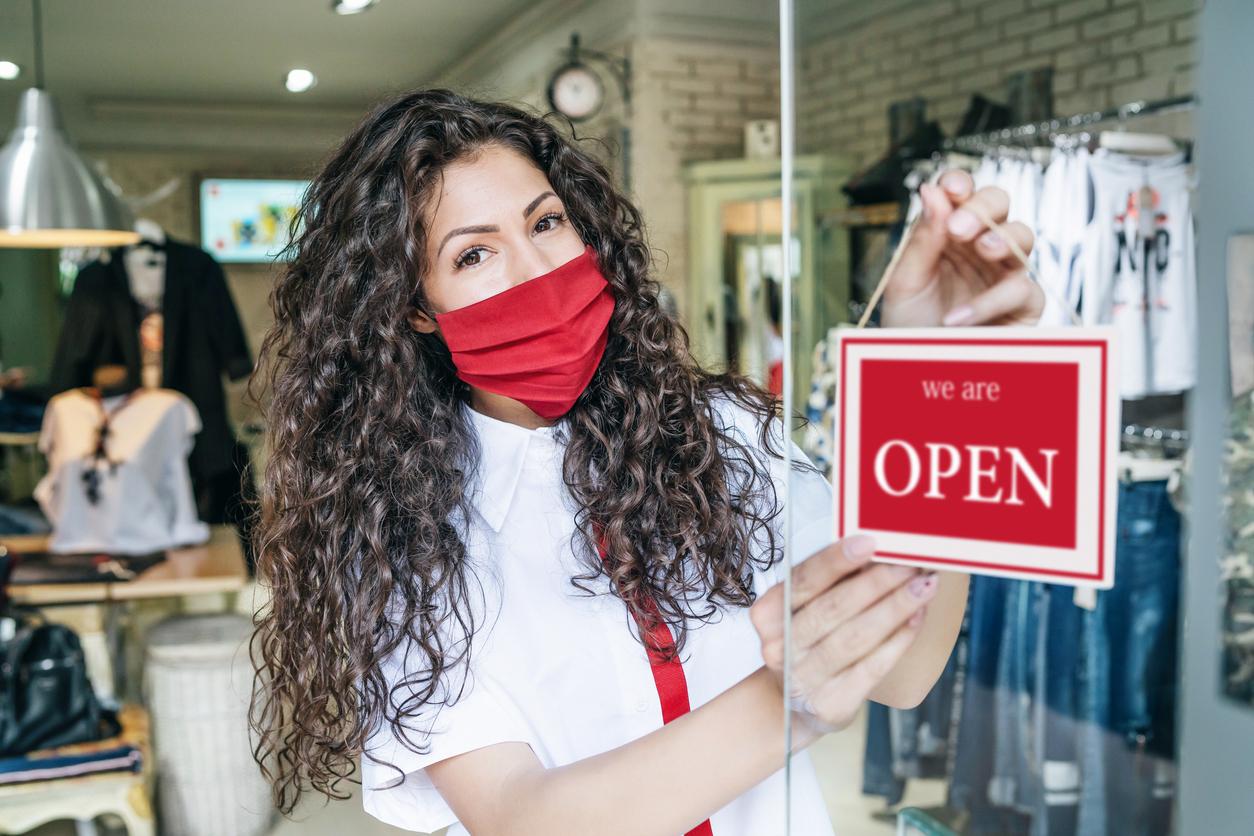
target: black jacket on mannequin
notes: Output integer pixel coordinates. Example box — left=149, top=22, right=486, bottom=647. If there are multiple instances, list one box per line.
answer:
left=50, top=237, right=253, bottom=484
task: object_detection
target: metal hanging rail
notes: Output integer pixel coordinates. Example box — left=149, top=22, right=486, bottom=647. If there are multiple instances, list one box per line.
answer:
left=943, top=94, right=1197, bottom=151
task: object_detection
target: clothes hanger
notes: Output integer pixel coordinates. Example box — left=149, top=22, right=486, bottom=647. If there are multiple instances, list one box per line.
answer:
left=129, top=217, right=169, bottom=258
left=1099, top=131, right=1179, bottom=155
left=1099, top=104, right=1178, bottom=155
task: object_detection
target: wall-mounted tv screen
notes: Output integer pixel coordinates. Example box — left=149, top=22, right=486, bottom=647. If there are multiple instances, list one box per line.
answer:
left=199, top=178, right=309, bottom=263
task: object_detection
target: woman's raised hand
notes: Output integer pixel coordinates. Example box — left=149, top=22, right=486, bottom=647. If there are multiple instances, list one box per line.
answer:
left=749, top=536, right=938, bottom=733
left=880, top=170, right=1044, bottom=328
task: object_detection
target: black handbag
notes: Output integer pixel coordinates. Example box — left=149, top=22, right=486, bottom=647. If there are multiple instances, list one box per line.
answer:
left=0, top=605, right=120, bottom=757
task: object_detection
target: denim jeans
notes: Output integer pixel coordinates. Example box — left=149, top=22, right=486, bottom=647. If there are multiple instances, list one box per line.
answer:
left=948, top=576, right=1004, bottom=815
left=1079, top=479, right=1180, bottom=836
left=862, top=700, right=905, bottom=805
left=950, top=577, right=1032, bottom=834
left=862, top=640, right=960, bottom=806
left=991, top=580, right=1042, bottom=812
left=949, top=480, right=1181, bottom=836
left=1031, top=583, right=1085, bottom=836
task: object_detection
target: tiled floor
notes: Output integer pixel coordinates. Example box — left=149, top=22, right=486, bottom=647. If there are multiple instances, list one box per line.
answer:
left=808, top=705, right=948, bottom=836
left=266, top=779, right=429, bottom=836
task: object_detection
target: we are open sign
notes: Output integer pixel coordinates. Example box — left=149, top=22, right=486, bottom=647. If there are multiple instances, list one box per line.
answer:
left=833, top=328, right=1120, bottom=588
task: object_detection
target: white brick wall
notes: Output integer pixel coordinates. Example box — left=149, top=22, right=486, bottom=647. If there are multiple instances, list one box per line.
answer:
left=443, top=0, right=1199, bottom=316
left=798, top=0, right=1200, bottom=165
left=630, top=35, right=781, bottom=304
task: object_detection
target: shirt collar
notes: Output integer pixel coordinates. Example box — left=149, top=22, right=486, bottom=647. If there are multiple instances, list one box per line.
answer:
left=465, top=405, right=561, bottom=532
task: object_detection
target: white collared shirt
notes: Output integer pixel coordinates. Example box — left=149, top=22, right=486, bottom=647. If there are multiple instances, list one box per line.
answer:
left=361, top=397, right=838, bottom=836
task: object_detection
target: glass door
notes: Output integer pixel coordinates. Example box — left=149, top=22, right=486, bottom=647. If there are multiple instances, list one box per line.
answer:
left=775, top=1, right=1250, bottom=833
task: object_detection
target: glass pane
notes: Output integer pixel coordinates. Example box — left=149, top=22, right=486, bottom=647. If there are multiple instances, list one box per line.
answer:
left=777, top=1, right=1233, bottom=833
left=718, top=197, right=796, bottom=391
left=1222, top=234, right=1254, bottom=709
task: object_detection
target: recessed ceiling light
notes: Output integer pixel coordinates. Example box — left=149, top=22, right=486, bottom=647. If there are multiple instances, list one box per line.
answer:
left=285, top=69, right=317, bottom=93
left=0, top=61, right=20, bottom=81
left=332, top=0, right=376, bottom=14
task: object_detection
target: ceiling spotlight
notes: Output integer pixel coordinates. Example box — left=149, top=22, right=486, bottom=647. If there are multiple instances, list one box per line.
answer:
left=0, top=61, right=20, bottom=80
left=285, top=69, right=317, bottom=93
left=332, top=0, right=376, bottom=14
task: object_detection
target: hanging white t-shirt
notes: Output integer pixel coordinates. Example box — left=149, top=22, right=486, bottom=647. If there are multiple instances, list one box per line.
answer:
left=35, top=388, right=208, bottom=554
left=1080, top=150, right=1196, bottom=397
left=361, top=398, right=838, bottom=836
left=972, top=155, right=999, bottom=191
left=1035, top=147, right=1092, bottom=327
left=1008, top=156, right=1043, bottom=233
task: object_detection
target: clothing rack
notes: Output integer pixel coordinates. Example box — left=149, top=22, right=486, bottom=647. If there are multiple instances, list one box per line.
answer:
left=1122, top=422, right=1190, bottom=454
left=943, top=94, right=1196, bottom=152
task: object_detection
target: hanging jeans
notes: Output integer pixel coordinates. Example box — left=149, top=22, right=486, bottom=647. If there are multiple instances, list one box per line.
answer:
left=862, top=700, right=904, bottom=805
left=1034, top=478, right=1181, bottom=836
left=951, top=479, right=1181, bottom=836
left=950, top=576, right=1031, bottom=834
left=1033, top=583, right=1086, bottom=836
left=991, top=580, right=1042, bottom=812
left=1078, top=478, right=1180, bottom=836
left=862, top=641, right=961, bottom=805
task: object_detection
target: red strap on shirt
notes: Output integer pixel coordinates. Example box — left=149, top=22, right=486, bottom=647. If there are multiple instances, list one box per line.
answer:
left=597, top=536, right=714, bottom=836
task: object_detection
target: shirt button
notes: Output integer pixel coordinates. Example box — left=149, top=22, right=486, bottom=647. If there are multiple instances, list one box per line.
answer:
left=635, top=698, right=649, bottom=713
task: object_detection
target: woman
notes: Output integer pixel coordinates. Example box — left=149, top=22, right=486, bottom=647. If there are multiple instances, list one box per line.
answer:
left=250, top=89, right=1041, bottom=836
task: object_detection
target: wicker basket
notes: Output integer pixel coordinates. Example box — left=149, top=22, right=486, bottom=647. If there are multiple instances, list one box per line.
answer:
left=144, top=613, right=273, bottom=836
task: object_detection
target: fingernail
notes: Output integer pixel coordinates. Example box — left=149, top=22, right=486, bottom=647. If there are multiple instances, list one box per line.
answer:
left=909, top=609, right=926, bottom=627
left=843, top=534, right=877, bottom=561
left=940, top=172, right=968, bottom=197
left=909, top=573, right=938, bottom=598
left=942, top=305, right=975, bottom=326
left=947, top=208, right=980, bottom=238
left=978, top=231, right=1004, bottom=252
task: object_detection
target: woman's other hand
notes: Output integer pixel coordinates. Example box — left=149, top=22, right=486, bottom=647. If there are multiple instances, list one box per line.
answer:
left=749, top=535, right=937, bottom=734
left=880, top=170, right=1044, bottom=328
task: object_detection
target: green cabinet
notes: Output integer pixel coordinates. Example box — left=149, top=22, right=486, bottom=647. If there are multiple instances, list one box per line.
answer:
left=684, top=154, right=851, bottom=419
left=0, top=248, right=62, bottom=385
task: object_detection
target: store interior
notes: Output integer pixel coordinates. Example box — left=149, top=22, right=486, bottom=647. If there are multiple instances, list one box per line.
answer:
left=1, top=0, right=1250, bottom=834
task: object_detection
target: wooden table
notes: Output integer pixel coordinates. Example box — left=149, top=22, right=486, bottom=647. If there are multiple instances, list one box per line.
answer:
left=1, top=526, right=250, bottom=702
left=1, top=525, right=248, bottom=606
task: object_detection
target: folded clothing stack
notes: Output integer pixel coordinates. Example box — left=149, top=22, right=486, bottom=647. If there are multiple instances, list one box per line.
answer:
left=0, top=738, right=142, bottom=786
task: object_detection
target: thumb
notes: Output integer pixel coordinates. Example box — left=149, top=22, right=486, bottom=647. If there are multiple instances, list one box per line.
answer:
left=883, top=182, right=954, bottom=301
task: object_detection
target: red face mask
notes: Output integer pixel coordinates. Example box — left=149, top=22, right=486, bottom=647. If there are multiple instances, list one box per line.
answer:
left=434, top=245, right=615, bottom=420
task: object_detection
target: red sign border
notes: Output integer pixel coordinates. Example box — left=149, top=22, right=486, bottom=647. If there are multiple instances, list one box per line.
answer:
left=837, top=335, right=1109, bottom=582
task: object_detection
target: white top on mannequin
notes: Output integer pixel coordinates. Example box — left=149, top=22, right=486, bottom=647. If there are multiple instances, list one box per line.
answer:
left=125, top=218, right=167, bottom=312
left=35, top=388, right=209, bottom=554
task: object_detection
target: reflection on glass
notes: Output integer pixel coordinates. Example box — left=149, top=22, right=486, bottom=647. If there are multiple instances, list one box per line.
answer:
left=1222, top=234, right=1254, bottom=709
left=782, top=0, right=1200, bottom=833
left=719, top=197, right=794, bottom=393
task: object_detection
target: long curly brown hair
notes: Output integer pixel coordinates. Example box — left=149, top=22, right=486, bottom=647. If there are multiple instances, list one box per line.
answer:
left=249, top=88, right=794, bottom=813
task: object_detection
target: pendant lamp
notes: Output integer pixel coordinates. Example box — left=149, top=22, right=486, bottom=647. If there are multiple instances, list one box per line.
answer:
left=0, top=0, right=139, bottom=248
